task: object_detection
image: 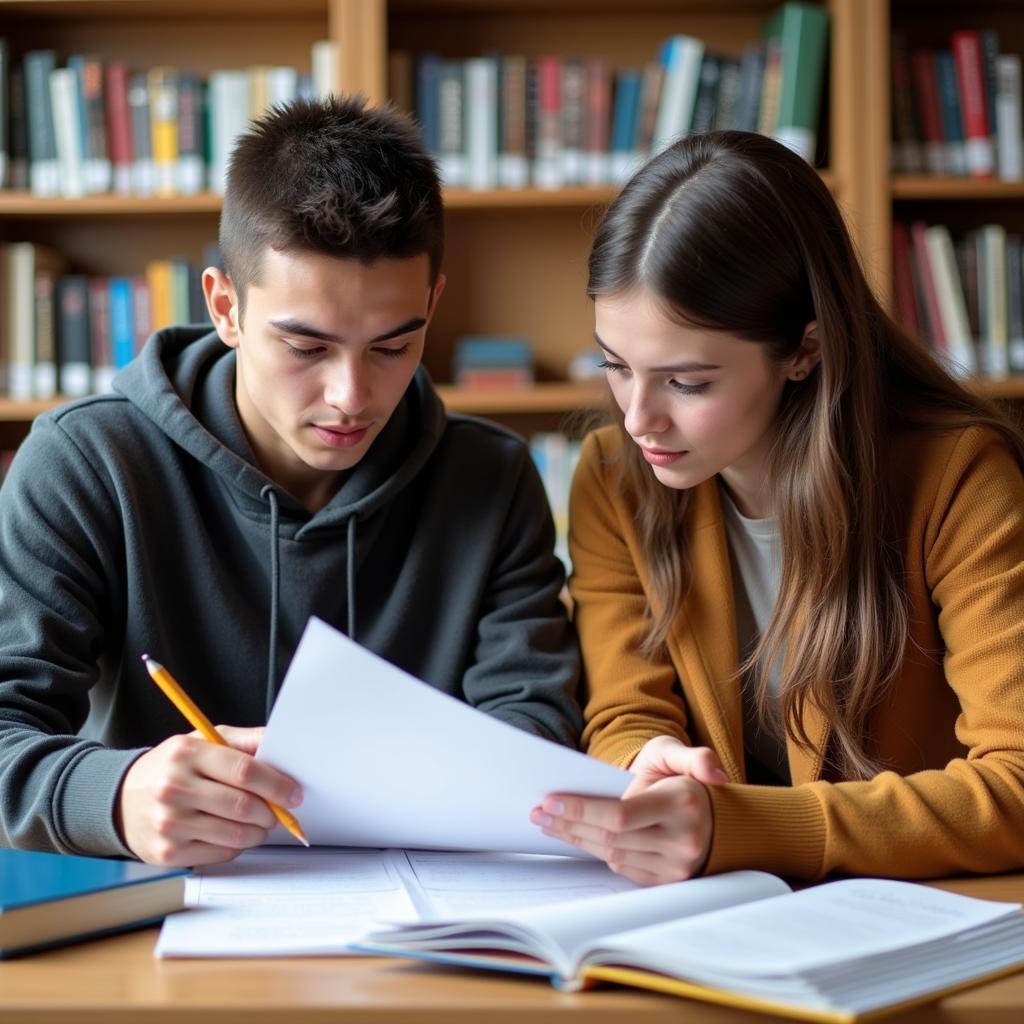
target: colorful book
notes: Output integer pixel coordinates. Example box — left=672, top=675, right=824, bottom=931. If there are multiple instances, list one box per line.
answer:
left=357, top=876, right=1024, bottom=1023
left=57, top=275, right=92, bottom=397
left=651, top=34, right=704, bottom=154
left=764, top=2, right=829, bottom=163
left=951, top=31, right=995, bottom=179
left=995, top=54, right=1023, bottom=182
left=68, top=54, right=112, bottom=194
left=0, top=848, right=187, bottom=959
left=23, top=49, right=60, bottom=196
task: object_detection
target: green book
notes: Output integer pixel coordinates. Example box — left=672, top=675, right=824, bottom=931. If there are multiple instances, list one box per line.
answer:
left=763, top=2, right=829, bottom=163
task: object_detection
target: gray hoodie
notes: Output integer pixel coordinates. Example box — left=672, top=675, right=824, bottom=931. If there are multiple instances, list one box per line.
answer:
left=0, top=327, right=581, bottom=857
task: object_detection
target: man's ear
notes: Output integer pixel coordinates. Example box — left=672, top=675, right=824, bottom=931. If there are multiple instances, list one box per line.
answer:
left=787, top=320, right=821, bottom=381
left=203, top=267, right=242, bottom=349
left=426, top=273, right=447, bottom=321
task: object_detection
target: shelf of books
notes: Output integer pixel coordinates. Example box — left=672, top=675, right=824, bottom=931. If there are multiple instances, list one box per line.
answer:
left=887, top=2, right=1024, bottom=384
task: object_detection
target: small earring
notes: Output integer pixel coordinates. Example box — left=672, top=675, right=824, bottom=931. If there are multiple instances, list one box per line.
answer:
left=792, top=370, right=805, bottom=380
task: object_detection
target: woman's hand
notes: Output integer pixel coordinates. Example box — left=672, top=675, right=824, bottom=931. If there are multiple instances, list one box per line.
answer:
left=530, top=737, right=727, bottom=885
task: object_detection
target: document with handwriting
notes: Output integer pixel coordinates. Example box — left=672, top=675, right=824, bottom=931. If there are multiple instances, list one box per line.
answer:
left=155, top=846, right=638, bottom=957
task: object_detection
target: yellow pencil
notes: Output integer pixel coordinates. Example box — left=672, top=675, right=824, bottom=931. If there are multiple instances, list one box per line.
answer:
left=141, top=654, right=309, bottom=848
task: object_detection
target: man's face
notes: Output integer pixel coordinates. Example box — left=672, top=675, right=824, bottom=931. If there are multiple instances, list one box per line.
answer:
left=211, top=248, right=444, bottom=509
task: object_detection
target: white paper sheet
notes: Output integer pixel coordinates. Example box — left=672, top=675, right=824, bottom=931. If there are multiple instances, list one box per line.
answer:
left=256, top=617, right=632, bottom=854
left=155, top=846, right=638, bottom=958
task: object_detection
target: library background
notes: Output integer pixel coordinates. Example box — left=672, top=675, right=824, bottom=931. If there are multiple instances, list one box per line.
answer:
left=0, top=0, right=1022, bottom=563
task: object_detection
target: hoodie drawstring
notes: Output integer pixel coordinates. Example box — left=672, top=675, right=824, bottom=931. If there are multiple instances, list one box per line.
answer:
left=261, top=486, right=359, bottom=717
left=261, top=485, right=281, bottom=720
left=346, top=513, right=358, bottom=641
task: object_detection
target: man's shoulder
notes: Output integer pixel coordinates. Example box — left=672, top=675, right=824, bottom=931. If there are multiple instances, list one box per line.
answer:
left=439, top=412, right=531, bottom=463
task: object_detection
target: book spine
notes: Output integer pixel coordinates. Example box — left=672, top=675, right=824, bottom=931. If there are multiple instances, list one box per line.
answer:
left=890, top=34, right=924, bottom=173
left=148, top=67, right=179, bottom=196
left=934, top=51, right=967, bottom=176
left=981, top=224, right=1009, bottom=379
left=891, top=221, right=920, bottom=339
left=465, top=57, right=498, bottom=191
left=49, top=67, right=86, bottom=199
left=131, top=275, right=152, bottom=355
left=560, top=58, right=586, bottom=185
left=533, top=56, right=563, bottom=190
left=610, top=69, right=642, bottom=184
left=105, top=63, right=134, bottom=195
left=109, top=276, right=136, bottom=371
left=689, top=54, right=720, bottom=136
left=995, top=55, right=1023, bottom=182
left=147, top=260, right=173, bottom=333
left=652, top=35, right=705, bottom=154
left=437, top=61, right=466, bottom=188
left=88, top=276, right=115, bottom=392
left=909, top=220, right=948, bottom=355
left=712, top=58, right=742, bottom=131
left=128, top=72, right=154, bottom=196
left=582, top=58, right=612, bottom=186
left=57, top=275, right=92, bottom=398
left=734, top=44, right=766, bottom=133
left=32, top=269, right=58, bottom=400
left=175, top=73, right=205, bottom=194
left=311, top=39, right=340, bottom=99
left=208, top=70, right=250, bottom=195
left=24, top=50, right=60, bottom=197
left=924, top=224, right=976, bottom=375
left=267, top=66, right=298, bottom=109
left=7, top=243, right=36, bottom=400
left=498, top=55, right=529, bottom=189
left=756, top=41, right=783, bottom=138
left=70, top=55, right=113, bottom=193
left=416, top=54, right=442, bottom=157
left=910, top=50, right=946, bottom=176
left=951, top=32, right=995, bottom=179
left=635, top=61, right=664, bottom=156
left=1007, top=234, right=1024, bottom=372
left=9, top=64, right=30, bottom=190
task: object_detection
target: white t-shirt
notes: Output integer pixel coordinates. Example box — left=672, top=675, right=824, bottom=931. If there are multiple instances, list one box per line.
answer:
left=720, top=483, right=791, bottom=784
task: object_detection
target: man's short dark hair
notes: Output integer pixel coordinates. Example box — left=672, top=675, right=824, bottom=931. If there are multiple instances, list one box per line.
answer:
left=220, top=94, right=444, bottom=313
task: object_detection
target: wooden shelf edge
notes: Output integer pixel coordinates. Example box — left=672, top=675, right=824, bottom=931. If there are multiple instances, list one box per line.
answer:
left=0, top=170, right=837, bottom=217
left=436, top=382, right=606, bottom=414
left=892, top=177, right=1024, bottom=201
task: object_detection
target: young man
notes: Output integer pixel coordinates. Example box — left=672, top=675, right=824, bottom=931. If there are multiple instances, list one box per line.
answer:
left=0, top=97, right=581, bottom=866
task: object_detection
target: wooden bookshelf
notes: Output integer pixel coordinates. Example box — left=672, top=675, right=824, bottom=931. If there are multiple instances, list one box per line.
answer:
left=0, top=0, right=892, bottom=445
left=437, top=381, right=605, bottom=414
left=892, top=178, right=1024, bottom=201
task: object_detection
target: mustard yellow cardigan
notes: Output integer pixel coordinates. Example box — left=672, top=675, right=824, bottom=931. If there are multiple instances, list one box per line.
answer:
left=570, top=424, right=1024, bottom=880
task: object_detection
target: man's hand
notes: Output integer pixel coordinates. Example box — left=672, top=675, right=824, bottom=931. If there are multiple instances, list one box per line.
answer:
left=116, top=726, right=302, bottom=866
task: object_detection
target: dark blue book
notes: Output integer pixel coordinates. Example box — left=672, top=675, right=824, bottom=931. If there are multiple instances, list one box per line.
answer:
left=0, top=848, right=188, bottom=958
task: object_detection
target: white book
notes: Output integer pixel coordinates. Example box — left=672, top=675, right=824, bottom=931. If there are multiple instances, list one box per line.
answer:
left=209, top=70, right=251, bottom=195
left=498, top=154, right=529, bottom=189
left=980, top=224, right=1010, bottom=379
left=995, top=55, right=1023, bottom=182
left=360, top=876, right=1024, bottom=1022
left=651, top=35, right=705, bottom=155
left=312, top=40, right=340, bottom=99
left=267, top=66, right=299, bottom=110
left=6, top=243, right=36, bottom=400
left=923, top=225, right=976, bottom=377
left=464, top=58, right=498, bottom=191
left=49, top=68, right=86, bottom=199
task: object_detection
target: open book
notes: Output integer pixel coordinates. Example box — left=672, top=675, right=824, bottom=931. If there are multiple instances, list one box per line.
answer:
left=356, top=871, right=1024, bottom=1023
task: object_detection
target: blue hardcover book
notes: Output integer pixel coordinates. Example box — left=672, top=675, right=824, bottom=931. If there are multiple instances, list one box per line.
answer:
left=453, top=335, right=533, bottom=370
left=108, top=276, right=136, bottom=370
left=935, top=50, right=968, bottom=176
left=610, top=69, right=642, bottom=165
left=0, top=849, right=188, bottom=958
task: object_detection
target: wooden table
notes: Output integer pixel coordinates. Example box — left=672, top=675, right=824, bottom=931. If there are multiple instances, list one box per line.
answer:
left=2, top=874, right=1023, bottom=1023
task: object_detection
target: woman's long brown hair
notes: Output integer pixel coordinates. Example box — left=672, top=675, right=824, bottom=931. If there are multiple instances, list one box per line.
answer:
left=587, top=131, right=1024, bottom=779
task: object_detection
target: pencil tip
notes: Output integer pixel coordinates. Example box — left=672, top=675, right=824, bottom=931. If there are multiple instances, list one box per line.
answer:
left=141, top=653, right=149, bottom=662
left=300, top=837, right=311, bottom=848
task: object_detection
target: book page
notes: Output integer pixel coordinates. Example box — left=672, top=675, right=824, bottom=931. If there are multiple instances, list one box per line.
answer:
left=589, top=878, right=1023, bottom=980
left=396, top=850, right=638, bottom=917
left=155, top=847, right=419, bottom=957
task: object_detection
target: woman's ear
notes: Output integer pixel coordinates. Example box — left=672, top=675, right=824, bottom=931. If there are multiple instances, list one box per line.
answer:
left=787, top=320, right=821, bottom=381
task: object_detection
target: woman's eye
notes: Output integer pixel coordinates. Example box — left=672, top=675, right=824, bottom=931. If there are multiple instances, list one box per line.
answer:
left=597, top=359, right=627, bottom=374
left=670, top=380, right=710, bottom=396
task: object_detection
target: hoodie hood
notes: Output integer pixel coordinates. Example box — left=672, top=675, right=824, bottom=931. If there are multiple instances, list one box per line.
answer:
left=113, top=325, right=448, bottom=710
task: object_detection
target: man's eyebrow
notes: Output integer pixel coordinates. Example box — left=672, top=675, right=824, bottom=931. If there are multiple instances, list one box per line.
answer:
left=267, top=317, right=428, bottom=344
left=593, top=334, right=721, bottom=374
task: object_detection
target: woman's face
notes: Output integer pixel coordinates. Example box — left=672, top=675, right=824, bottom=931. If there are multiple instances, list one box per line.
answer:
left=594, top=288, right=811, bottom=517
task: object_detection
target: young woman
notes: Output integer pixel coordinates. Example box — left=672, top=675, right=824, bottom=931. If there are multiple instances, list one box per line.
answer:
left=531, top=130, right=1024, bottom=884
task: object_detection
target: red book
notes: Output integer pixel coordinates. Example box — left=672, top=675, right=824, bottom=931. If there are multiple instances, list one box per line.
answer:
left=909, top=221, right=947, bottom=354
left=534, top=55, right=563, bottom=189
left=910, top=50, right=946, bottom=175
left=105, top=62, right=134, bottom=194
left=892, top=222, right=921, bottom=339
left=952, top=31, right=995, bottom=178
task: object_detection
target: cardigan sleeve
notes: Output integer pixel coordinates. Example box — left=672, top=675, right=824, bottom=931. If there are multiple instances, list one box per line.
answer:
left=570, top=430, right=690, bottom=768
left=705, top=427, right=1024, bottom=880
